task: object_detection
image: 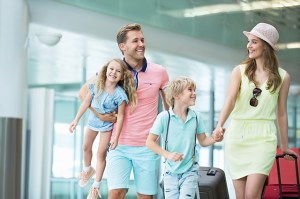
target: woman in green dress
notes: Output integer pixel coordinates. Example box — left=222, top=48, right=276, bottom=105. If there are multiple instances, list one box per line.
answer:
left=214, top=23, right=298, bottom=199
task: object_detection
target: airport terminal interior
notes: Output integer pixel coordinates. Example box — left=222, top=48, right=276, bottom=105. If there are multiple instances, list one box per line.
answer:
left=1, top=0, right=300, bottom=198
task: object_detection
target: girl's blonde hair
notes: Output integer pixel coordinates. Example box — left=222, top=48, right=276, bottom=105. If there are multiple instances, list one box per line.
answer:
left=95, top=58, right=137, bottom=111
left=242, top=40, right=281, bottom=93
left=164, top=76, right=196, bottom=108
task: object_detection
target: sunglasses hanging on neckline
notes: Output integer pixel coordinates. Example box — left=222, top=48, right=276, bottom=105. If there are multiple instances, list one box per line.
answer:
left=250, top=87, right=262, bottom=107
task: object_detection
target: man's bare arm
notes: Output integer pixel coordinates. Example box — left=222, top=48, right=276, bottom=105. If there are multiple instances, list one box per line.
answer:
left=78, top=76, right=97, bottom=100
left=160, top=89, right=169, bottom=110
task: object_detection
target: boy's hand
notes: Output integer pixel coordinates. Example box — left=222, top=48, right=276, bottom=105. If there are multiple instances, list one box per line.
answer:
left=167, top=152, right=184, bottom=162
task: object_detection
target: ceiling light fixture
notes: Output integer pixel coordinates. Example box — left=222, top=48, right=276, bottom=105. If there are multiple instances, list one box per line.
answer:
left=278, top=42, right=300, bottom=50
left=24, top=32, right=63, bottom=48
left=289, top=85, right=300, bottom=96
left=179, top=0, right=300, bottom=17
left=35, top=33, right=62, bottom=46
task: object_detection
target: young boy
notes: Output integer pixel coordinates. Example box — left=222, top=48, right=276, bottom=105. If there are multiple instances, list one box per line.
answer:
left=146, top=76, right=224, bottom=199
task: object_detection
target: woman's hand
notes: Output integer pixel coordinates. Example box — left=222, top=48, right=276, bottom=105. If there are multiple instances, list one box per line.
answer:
left=281, top=148, right=298, bottom=160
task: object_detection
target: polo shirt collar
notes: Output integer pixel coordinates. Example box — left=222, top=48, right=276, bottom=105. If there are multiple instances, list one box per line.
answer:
left=169, top=108, right=196, bottom=121
left=123, top=58, right=147, bottom=72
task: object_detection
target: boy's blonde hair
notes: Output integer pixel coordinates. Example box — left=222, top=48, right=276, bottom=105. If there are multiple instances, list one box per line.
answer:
left=164, top=76, right=196, bottom=108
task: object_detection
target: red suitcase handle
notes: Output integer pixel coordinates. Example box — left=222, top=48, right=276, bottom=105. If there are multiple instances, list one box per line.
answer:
left=275, top=154, right=300, bottom=199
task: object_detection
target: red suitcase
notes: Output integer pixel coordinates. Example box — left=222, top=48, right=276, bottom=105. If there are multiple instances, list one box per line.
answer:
left=267, top=148, right=300, bottom=186
left=263, top=151, right=300, bottom=199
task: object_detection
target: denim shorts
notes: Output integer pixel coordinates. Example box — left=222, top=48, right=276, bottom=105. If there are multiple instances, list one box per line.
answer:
left=106, top=145, right=160, bottom=195
left=163, top=164, right=199, bottom=199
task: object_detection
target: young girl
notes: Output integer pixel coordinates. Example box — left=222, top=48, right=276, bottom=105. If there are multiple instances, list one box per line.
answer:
left=146, top=76, right=223, bottom=199
left=69, top=58, right=137, bottom=199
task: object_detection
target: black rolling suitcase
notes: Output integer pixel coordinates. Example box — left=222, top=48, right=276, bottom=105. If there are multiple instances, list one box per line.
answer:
left=160, top=166, right=230, bottom=199
left=197, top=166, right=230, bottom=199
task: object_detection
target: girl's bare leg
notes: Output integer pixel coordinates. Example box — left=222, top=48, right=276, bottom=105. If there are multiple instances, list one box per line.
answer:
left=87, top=131, right=112, bottom=199
left=83, top=128, right=98, bottom=167
left=95, top=131, right=112, bottom=182
left=79, top=128, right=98, bottom=187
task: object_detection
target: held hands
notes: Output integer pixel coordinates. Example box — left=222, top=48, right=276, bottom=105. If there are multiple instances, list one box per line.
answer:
left=69, top=120, right=78, bottom=133
left=167, top=152, right=184, bottom=162
left=212, top=127, right=225, bottom=142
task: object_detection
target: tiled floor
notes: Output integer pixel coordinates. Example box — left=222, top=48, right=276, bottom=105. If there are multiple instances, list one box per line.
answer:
left=51, top=179, right=159, bottom=199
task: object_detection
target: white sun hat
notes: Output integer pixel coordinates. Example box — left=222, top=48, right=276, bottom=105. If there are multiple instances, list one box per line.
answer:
left=243, top=23, right=279, bottom=51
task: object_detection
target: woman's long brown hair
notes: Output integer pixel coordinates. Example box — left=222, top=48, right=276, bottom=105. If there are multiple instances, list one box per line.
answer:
left=242, top=40, right=282, bottom=93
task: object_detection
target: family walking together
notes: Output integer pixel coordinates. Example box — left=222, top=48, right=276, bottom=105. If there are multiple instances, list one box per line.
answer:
left=69, top=22, right=298, bottom=199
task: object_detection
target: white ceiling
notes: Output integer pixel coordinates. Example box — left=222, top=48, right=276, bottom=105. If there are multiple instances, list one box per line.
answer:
left=27, top=0, right=300, bottom=96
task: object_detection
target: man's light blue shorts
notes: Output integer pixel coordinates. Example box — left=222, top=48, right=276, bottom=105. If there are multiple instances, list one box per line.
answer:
left=106, top=145, right=160, bottom=195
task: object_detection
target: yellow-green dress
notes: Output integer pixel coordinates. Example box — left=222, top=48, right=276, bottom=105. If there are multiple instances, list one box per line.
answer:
left=225, top=64, right=286, bottom=179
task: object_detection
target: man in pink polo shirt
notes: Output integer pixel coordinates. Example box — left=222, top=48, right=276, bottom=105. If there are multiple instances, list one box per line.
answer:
left=107, top=23, right=169, bottom=199
left=79, top=23, right=169, bottom=199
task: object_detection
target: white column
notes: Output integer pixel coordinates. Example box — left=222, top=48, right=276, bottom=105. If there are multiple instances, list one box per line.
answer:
left=27, top=88, right=54, bottom=199
left=0, top=0, right=29, bottom=199
left=0, top=0, right=28, bottom=118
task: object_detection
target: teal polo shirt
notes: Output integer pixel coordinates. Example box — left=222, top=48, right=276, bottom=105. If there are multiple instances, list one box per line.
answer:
left=150, top=108, right=205, bottom=174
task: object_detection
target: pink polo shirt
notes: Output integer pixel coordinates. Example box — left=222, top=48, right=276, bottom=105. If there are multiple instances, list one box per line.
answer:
left=111, top=61, right=169, bottom=146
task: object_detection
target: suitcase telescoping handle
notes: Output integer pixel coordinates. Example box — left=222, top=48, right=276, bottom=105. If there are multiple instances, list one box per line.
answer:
left=275, top=154, right=300, bottom=199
